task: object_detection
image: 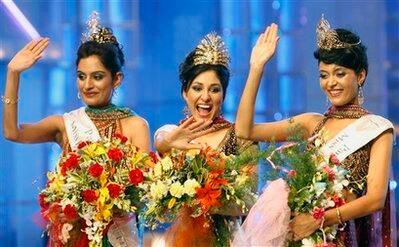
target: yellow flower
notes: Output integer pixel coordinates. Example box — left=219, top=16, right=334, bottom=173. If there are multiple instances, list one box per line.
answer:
left=168, top=197, right=177, bottom=209
left=154, top=163, right=163, bottom=177
left=99, top=172, right=108, bottom=187
left=48, top=172, right=65, bottom=195
left=96, top=202, right=113, bottom=221
left=83, top=143, right=106, bottom=158
left=98, top=187, right=110, bottom=205
left=236, top=175, right=248, bottom=186
left=130, top=152, right=146, bottom=167
left=186, top=149, right=200, bottom=159
left=169, top=182, right=184, bottom=198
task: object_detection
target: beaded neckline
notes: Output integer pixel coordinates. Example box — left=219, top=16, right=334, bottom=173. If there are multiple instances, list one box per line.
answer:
left=324, top=104, right=370, bottom=119
left=85, top=104, right=134, bottom=121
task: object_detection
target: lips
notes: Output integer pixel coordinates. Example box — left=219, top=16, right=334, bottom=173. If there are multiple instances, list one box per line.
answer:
left=328, top=89, right=343, bottom=97
left=196, top=104, right=212, bottom=117
left=83, top=92, right=98, bottom=98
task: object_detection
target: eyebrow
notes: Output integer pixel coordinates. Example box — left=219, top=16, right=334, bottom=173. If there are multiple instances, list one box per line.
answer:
left=319, top=67, right=345, bottom=73
left=191, top=81, right=221, bottom=87
left=77, top=70, right=106, bottom=74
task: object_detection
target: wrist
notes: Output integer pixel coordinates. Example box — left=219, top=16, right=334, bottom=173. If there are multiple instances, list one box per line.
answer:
left=7, top=67, right=22, bottom=75
left=249, top=63, right=265, bottom=72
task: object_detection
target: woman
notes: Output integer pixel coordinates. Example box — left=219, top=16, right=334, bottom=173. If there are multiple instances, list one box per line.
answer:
left=235, top=19, right=395, bottom=246
left=2, top=12, right=149, bottom=246
left=154, top=32, right=256, bottom=247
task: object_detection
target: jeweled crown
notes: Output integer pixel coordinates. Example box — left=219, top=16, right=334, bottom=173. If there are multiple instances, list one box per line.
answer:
left=193, top=32, right=230, bottom=68
left=82, top=11, right=118, bottom=45
left=316, top=15, right=360, bottom=50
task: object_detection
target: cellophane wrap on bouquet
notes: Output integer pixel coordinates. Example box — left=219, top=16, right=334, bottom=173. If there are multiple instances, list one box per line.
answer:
left=234, top=129, right=353, bottom=247
left=39, top=134, right=156, bottom=247
left=139, top=146, right=263, bottom=246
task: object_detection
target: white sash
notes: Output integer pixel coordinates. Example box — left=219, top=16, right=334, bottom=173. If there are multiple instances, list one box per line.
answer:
left=321, top=114, right=393, bottom=162
left=63, top=107, right=101, bottom=151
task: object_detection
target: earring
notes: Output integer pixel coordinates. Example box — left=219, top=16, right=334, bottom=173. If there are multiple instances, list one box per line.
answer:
left=357, top=84, right=364, bottom=105
left=77, top=92, right=81, bottom=99
left=182, top=105, right=191, bottom=117
left=325, top=96, right=331, bottom=108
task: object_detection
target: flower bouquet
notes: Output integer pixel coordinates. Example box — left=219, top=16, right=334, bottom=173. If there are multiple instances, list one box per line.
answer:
left=39, top=134, right=155, bottom=246
left=266, top=131, right=352, bottom=246
left=140, top=146, right=260, bottom=244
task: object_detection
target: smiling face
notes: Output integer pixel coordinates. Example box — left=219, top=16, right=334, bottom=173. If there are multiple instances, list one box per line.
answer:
left=183, top=70, right=224, bottom=122
left=77, top=55, right=122, bottom=107
left=319, top=62, right=366, bottom=106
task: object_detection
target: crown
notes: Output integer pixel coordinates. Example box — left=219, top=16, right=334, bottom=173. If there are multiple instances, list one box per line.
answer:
left=81, top=11, right=118, bottom=45
left=193, top=32, right=230, bottom=68
left=316, top=15, right=361, bottom=50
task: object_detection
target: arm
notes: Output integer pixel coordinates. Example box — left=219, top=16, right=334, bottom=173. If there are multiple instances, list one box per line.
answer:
left=2, top=38, right=64, bottom=144
left=154, top=116, right=213, bottom=155
left=290, top=130, right=394, bottom=240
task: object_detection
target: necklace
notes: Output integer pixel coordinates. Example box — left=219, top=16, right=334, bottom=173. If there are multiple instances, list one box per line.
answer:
left=324, top=104, right=370, bottom=119
left=85, top=104, right=134, bottom=121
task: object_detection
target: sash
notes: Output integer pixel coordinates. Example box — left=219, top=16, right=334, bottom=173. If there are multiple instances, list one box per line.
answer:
left=63, top=107, right=101, bottom=151
left=321, top=114, right=393, bottom=162
left=107, top=215, right=139, bottom=247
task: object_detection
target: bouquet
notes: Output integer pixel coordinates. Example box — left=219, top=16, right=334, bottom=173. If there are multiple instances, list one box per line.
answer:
left=39, top=134, right=155, bottom=246
left=140, top=146, right=260, bottom=244
left=266, top=130, right=354, bottom=246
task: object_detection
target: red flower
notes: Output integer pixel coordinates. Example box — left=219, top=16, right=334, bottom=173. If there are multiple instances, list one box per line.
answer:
left=322, top=164, right=335, bottom=181
left=108, top=148, right=124, bottom=163
left=287, top=169, right=297, bottom=178
left=329, top=153, right=340, bottom=165
left=114, top=133, right=128, bottom=143
left=39, top=193, right=49, bottom=210
left=196, top=185, right=222, bottom=213
left=129, top=169, right=144, bottom=185
left=206, top=170, right=228, bottom=189
left=332, top=194, right=346, bottom=207
left=311, top=207, right=325, bottom=220
left=81, top=189, right=98, bottom=203
left=61, top=154, right=80, bottom=176
left=149, top=151, right=158, bottom=163
left=107, top=183, right=123, bottom=198
left=77, top=141, right=92, bottom=149
left=88, top=163, right=104, bottom=178
left=63, top=204, right=78, bottom=220
left=316, top=243, right=336, bottom=247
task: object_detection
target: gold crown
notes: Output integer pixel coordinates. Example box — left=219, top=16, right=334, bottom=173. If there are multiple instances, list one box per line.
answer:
left=316, top=15, right=360, bottom=50
left=82, top=11, right=118, bottom=45
left=193, top=32, right=230, bottom=68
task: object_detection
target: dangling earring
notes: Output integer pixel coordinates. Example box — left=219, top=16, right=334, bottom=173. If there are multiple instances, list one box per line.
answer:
left=357, top=84, right=364, bottom=105
left=182, top=105, right=191, bottom=117
left=77, top=92, right=81, bottom=99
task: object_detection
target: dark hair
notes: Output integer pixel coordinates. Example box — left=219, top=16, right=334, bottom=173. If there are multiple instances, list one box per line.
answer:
left=314, top=29, right=368, bottom=76
left=179, top=51, right=230, bottom=99
left=76, top=40, right=125, bottom=78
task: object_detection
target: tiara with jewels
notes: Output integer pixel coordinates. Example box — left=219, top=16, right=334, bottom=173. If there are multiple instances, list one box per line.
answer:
left=193, top=32, right=230, bottom=68
left=316, top=15, right=361, bottom=50
left=81, top=11, right=118, bottom=45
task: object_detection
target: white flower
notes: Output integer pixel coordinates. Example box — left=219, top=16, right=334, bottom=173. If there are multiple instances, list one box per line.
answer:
left=301, top=237, right=315, bottom=247
left=170, top=182, right=185, bottom=198
left=150, top=181, right=169, bottom=200
left=60, top=223, right=73, bottom=244
left=184, top=179, right=200, bottom=197
left=161, top=156, right=173, bottom=171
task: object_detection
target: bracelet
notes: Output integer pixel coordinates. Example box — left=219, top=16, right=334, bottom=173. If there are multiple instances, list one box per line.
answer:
left=335, top=207, right=347, bottom=231
left=1, top=95, right=18, bottom=104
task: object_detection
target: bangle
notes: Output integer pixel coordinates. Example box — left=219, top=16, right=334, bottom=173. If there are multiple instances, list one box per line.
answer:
left=335, top=207, right=347, bottom=231
left=1, top=95, right=18, bottom=104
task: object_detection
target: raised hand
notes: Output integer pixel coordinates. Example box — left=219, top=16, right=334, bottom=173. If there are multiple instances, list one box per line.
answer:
left=160, top=117, right=214, bottom=151
left=250, top=23, right=279, bottom=69
left=8, top=37, right=50, bottom=73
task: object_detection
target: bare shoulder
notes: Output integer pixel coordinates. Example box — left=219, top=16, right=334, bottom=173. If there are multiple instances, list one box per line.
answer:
left=123, top=115, right=149, bottom=127
left=292, top=112, right=324, bottom=134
